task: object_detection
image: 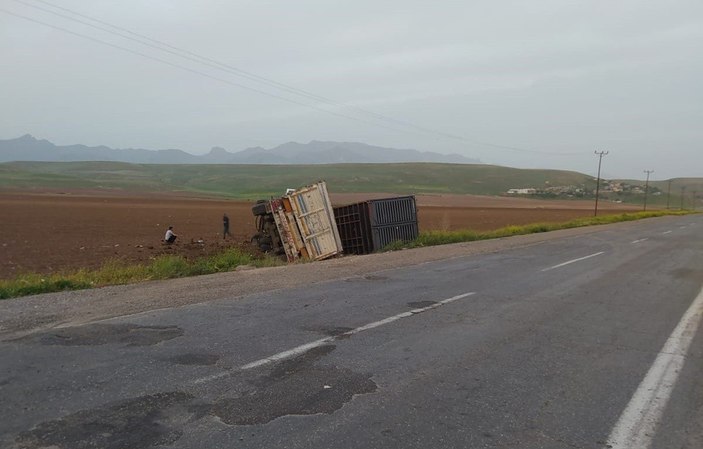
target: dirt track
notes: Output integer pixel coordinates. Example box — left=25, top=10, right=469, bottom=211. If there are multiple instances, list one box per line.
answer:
left=0, top=191, right=638, bottom=278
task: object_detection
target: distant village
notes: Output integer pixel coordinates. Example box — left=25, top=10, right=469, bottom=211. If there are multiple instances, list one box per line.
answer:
left=506, top=180, right=662, bottom=201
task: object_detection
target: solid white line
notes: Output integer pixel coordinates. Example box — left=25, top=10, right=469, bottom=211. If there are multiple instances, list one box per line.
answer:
left=193, top=292, right=475, bottom=384
left=607, top=286, right=703, bottom=449
left=631, top=238, right=649, bottom=244
left=662, top=230, right=672, bottom=235
left=541, top=252, right=604, bottom=272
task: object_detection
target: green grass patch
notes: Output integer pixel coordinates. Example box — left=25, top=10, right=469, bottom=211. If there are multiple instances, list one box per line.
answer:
left=0, top=248, right=283, bottom=300
left=383, top=210, right=696, bottom=250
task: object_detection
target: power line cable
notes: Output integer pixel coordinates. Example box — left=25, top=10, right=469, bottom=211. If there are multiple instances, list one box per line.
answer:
left=0, top=7, right=423, bottom=137
left=17, top=0, right=495, bottom=149
left=7, top=1, right=581, bottom=155
left=19, top=0, right=486, bottom=147
left=12, top=0, right=580, bottom=155
left=16, top=0, right=348, bottom=106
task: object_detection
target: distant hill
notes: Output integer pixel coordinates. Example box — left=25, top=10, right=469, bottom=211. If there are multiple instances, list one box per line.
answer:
left=0, top=160, right=591, bottom=198
left=0, top=135, right=480, bottom=165
left=227, top=141, right=479, bottom=164
left=1, top=161, right=699, bottom=207
left=0, top=135, right=200, bottom=164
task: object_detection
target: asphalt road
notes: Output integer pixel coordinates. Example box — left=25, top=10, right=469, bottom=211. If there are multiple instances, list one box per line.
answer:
left=1, top=215, right=702, bottom=449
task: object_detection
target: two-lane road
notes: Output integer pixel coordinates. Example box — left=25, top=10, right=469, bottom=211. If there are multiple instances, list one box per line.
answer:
left=1, top=215, right=702, bottom=448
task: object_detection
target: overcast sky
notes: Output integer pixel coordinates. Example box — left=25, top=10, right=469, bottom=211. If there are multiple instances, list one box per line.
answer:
left=1, top=0, right=701, bottom=179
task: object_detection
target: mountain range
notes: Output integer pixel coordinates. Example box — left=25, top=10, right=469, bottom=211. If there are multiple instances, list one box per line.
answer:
left=0, top=135, right=480, bottom=165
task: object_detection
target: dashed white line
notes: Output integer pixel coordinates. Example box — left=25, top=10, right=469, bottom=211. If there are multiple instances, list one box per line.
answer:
left=238, top=337, right=334, bottom=371
left=631, top=238, right=649, bottom=244
left=607, top=285, right=703, bottom=449
left=540, top=252, right=605, bottom=272
left=662, top=230, right=672, bottom=235
left=193, top=291, right=476, bottom=384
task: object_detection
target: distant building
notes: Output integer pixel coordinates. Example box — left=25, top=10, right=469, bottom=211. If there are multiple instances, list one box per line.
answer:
left=507, top=188, right=537, bottom=195
left=609, top=182, right=624, bottom=192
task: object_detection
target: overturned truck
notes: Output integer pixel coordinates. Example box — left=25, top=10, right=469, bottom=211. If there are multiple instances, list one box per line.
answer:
left=251, top=181, right=343, bottom=262
left=252, top=181, right=419, bottom=261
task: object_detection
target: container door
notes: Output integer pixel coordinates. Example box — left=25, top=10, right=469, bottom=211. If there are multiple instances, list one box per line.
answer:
left=287, top=181, right=343, bottom=260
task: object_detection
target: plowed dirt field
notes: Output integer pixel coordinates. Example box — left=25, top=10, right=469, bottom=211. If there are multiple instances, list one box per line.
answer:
left=0, top=191, right=638, bottom=278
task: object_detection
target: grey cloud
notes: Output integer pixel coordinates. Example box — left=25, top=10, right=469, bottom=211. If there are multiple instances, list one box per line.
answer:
left=0, top=0, right=701, bottom=179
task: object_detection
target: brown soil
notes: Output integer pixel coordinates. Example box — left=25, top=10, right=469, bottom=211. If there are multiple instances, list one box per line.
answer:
left=0, top=191, right=639, bottom=279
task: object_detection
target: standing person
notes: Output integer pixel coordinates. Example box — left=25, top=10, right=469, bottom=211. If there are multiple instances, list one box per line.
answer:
left=164, top=226, right=177, bottom=244
left=223, top=213, right=232, bottom=239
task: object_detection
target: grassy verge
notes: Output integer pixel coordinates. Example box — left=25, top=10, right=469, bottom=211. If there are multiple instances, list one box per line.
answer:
left=0, top=248, right=283, bottom=300
left=383, top=210, right=696, bottom=250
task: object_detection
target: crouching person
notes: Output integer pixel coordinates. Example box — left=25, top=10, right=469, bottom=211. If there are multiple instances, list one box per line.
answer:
left=164, top=226, right=178, bottom=244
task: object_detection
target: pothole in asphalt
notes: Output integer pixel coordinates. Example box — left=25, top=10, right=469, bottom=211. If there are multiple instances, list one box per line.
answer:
left=407, top=300, right=438, bottom=309
left=167, top=353, right=220, bottom=366
left=15, top=323, right=184, bottom=346
left=12, top=345, right=376, bottom=440
left=212, top=345, right=377, bottom=425
left=14, top=392, right=208, bottom=449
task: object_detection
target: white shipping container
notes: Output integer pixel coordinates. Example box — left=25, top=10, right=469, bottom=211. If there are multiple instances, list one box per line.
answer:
left=286, top=181, right=343, bottom=260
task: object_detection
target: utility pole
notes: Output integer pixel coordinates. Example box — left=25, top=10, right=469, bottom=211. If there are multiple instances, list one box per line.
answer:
left=680, top=186, right=686, bottom=210
left=693, top=190, right=698, bottom=211
left=594, top=151, right=608, bottom=216
left=666, top=179, right=673, bottom=209
left=643, top=170, right=654, bottom=211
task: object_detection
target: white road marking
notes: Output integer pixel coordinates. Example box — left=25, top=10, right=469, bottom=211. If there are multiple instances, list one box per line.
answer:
left=662, top=230, right=672, bottom=235
left=193, top=291, right=476, bottom=384
left=238, top=337, right=334, bottom=370
left=607, top=286, right=703, bottom=449
left=631, top=238, right=649, bottom=244
left=540, top=252, right=604, bottom=272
